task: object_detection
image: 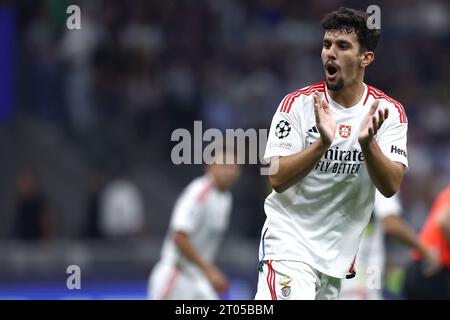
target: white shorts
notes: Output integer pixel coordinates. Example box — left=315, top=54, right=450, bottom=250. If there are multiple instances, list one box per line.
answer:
left=148, top=261, right=218, bottom=300
left=255, top=260, right=342, bottom=300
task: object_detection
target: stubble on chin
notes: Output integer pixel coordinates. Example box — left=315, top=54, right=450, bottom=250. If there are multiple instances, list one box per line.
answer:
left=325, top=79, right=344, bottom=91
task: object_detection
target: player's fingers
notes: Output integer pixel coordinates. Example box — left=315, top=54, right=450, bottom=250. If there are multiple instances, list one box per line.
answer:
left=313, top=91, right=320, bottom=108
left=213, top=280, right=223, bottom=293
left=369, top=99, right=379, bottom=115
left=372, top=115, right=378, bottom=135
left=321, top=96, right=330, bottom=112
left=377, top=109, right=384, bottom=127
left=313, top=92, right=322, bottom=121
left=423, top=263, right=439, bottom=278
left=377, top=108, right=383, bottom=119
left=384, top=108, right=389, bottom=119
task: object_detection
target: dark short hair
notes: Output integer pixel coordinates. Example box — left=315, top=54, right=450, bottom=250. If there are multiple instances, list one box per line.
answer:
left=321, top=7, right=380, bottom=52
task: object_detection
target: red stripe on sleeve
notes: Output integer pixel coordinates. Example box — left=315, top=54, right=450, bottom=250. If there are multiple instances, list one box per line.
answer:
left=366, top=87, right=407, bottom=123
left=196, top=180, right=213, bottom=204
left=161, top=267, right=180, bottom=300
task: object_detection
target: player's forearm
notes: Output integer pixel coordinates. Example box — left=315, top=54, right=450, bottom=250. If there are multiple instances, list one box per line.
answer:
left=382, top=215, right=427, bottom=255
left=269, top=139, right=330, bottom=193
left=172, top=231, right=210, bottom=272
left=360, top=139, right=404, bottom=197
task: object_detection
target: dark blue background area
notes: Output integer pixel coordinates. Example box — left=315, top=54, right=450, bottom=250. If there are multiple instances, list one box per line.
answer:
left=0, top=6, right=15, bottom=122
left=0, top=270, right=256, bottom=300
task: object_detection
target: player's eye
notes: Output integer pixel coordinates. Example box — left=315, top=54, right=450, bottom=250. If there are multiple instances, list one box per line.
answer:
left=323, top=42, right=331, bottom=49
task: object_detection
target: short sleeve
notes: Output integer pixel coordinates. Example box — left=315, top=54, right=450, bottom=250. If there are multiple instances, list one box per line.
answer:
left=170, top=183, right=206, bottom=234
left=263, top=96, right=305, bottom=162
left=377, top=106, right=408, bottom=168
left=374, top=189, right=402, bottom=219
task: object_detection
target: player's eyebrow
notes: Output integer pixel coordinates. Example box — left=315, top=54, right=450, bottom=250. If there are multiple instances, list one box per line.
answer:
left=337, top=40, right=352, bottom=47
left=322, top=38, right=352, bottom=48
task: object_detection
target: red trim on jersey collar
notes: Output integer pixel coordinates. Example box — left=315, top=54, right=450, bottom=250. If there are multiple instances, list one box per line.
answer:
left=364, top=86, right=407, bottom=123
left=279, top=82, right=326, bottom=113
left=322, top=81, right=329, bottom=104
left=196, top=178, right=214, bottom=204
left=324, top=83, right=367, bottom=109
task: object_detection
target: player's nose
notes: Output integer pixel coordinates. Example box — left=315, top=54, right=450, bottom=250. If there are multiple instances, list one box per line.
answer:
left=326, top=45, right=337, bottom=59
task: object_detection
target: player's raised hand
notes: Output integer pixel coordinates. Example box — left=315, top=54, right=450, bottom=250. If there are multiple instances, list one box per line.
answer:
left=313, top=91, right=336, bottom=146
left=358, top=99, right=388, bottom=146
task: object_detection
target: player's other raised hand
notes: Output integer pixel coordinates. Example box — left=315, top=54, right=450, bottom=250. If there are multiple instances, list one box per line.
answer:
left=358, top=99, right=389, bottom=146
left=313, top=91, right=336, bottom=146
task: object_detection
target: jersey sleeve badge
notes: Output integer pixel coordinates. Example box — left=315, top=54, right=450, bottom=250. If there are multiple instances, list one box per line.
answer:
left=275, top=120, right=292, bottom=139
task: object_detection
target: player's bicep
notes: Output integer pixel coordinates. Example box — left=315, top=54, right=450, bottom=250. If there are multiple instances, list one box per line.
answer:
left=377, top=116, right=408, bottom=168
left=170, top=192, right=203, bottom=234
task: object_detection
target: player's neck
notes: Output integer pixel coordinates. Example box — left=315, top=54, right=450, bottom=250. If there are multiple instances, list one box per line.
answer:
left=205, top=173, right=222, bottom=192
left=327, top=81, right=365, bottom=108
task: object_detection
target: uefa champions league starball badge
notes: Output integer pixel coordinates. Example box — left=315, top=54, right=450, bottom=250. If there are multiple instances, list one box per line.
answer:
left=279, top=277, right=292, bottom=298
left=275, top=120, right=292, bottom=139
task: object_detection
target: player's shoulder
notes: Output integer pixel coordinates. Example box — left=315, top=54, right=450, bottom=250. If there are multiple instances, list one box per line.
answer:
left=364, top=84, right=407, bottom=123
left=183, top=175, right=214, bottom=204
left=277, top=81, right=326, bottom=114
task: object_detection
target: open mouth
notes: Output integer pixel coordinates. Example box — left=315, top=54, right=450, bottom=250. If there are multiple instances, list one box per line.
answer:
left=326, top=64, right=338, bottom=76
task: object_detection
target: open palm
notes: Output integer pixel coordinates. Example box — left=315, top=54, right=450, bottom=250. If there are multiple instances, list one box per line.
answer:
left=359, top=100, right=389, bottom=145
left=313, top=91, right=336, bottom=146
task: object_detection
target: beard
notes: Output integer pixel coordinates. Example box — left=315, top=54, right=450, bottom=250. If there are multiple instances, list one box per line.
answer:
left=325, top=78, right=344, bottom=91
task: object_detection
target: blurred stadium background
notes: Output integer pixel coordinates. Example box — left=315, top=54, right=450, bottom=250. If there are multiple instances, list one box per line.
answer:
left=0, top=0, right=449, bottom=299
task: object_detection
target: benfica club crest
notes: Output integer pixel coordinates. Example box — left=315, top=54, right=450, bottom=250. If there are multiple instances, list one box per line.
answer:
left=279, top=277, right=292, bottom=299
left=339, top=124, right=352, bottom=138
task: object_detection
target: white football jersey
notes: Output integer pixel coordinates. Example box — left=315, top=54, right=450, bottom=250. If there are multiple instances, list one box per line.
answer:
left=259, top=81, right=408, bottom=279
left=159, top=175, right=232, bottom=275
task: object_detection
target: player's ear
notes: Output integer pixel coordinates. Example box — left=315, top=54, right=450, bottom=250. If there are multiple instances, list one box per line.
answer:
left=361, top=51, right=374, bottom=68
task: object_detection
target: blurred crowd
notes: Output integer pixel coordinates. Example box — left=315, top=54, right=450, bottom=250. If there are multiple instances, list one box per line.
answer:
left=1, top=0, right=449, bottom=248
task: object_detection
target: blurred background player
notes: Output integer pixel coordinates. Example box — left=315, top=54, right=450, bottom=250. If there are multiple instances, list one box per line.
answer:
left=340, top=189, right=440, bottom=300
left=148, top=152, right=240, bottom=300
left=98, top=169, right=145, bottom=241
left=403, top=184, right=450, bottom=299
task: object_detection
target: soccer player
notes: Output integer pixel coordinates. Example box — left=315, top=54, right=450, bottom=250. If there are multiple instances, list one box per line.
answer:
left=403, top=184, right=450, bottom=299
left=148, top=153, right=240, bottom=300
left=255, top=7, right=408, bottom=300
left=339, top=190, right=440, bottom=300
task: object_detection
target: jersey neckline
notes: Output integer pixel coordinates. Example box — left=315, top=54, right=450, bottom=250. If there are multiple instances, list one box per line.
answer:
left=324, top=83, right=368, bottom=112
